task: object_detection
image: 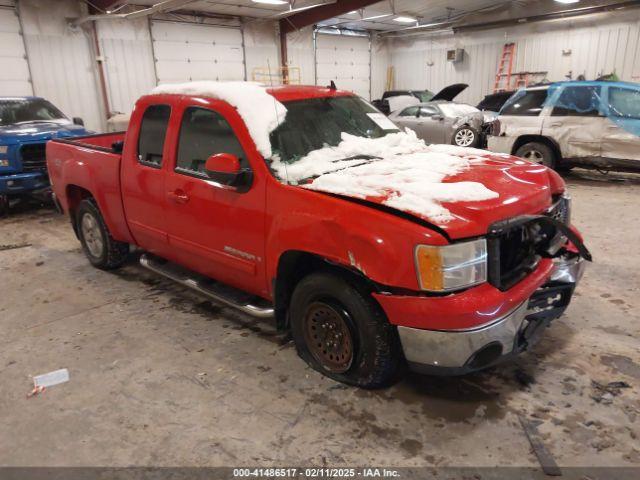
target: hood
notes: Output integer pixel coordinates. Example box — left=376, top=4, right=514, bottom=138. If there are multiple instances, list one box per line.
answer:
left=334, top=155, right=556, bottom=239
left=0, top=120, right=88, bottom=144
left=431, top=83, right=468, bottom=101
left=272, top=131, right=560, bottom=240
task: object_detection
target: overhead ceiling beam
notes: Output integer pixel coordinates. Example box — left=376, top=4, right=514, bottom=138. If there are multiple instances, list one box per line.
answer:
left=279, top=0, right=382, bottom=34
left=125, top=0, right=200, bottom=20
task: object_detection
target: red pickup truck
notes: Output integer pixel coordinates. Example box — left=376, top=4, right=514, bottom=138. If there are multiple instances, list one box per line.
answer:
left=47, top=82, right=590, bottom=388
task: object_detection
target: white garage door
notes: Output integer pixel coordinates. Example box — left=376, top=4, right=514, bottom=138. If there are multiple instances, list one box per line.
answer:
left=315, top=33, right=370, bottom=100
left=0, top=3, right=32, bottom=95
left=151, top=20, right=245, bottom=84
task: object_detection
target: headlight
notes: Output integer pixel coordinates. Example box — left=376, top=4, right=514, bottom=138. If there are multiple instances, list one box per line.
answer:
left=0, top=145, right=8, bottom=155
left=415, top=238, right=487, bottom=292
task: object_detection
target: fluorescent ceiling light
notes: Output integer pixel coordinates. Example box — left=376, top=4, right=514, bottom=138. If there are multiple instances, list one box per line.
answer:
left=394, top=16, right=417, bottom=23
left=554, top=0, right=579, bottom=3
left=252, top=0, right=288, bottom=5
left=347, top=10, right=357, bottom=14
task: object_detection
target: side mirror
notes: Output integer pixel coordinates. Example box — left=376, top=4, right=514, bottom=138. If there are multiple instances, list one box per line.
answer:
left=73, top=117, right=84, bottom=126
left=205, top=153, right=251, bottom=191
left=432, top=114, right=444, bottom=121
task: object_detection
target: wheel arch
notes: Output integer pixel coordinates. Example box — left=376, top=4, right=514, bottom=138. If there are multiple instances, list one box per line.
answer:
left=512, top=135, right=562, bottom=160
left=273, top=250, right=378, bottom=330
left=66, top=184, right=95, bottom=237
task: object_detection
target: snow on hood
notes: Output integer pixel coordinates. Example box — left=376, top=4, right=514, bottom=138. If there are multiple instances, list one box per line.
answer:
left=151, top=81, right=286, bottom=158
left=272, top=129, right=500, bottom=223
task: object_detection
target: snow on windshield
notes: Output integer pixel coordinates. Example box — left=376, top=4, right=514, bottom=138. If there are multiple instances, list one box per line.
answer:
left=151, top=81, right=286, bottom=158
left=272, top=129, right=499, bottom=222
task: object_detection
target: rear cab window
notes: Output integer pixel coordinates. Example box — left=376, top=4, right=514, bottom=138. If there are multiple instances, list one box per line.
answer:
left=500, top=89, right=548, bottom=116
left=175, top=106, right=247, bottom=177
left=137, top=104, right=171, bottom=167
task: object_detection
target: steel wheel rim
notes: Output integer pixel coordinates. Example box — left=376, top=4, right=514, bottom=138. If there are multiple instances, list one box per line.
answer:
left=303, top=301, right=354, bottom=374
left=455, top=128, right=475, bottom=147
left=523, top=149, right=545, bottom=164
left=81, top=213, right=104, bottom=258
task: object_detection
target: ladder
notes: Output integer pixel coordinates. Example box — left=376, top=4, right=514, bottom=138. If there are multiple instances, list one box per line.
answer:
left=494, top=43, right=516, bottom=92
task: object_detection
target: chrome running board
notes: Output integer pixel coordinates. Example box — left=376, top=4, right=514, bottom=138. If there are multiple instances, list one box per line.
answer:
left=139, top=253, right=274, bottom=318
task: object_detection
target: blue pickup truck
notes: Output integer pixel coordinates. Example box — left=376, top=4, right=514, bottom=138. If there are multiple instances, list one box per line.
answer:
left=0, top=96, right=90, bottom=213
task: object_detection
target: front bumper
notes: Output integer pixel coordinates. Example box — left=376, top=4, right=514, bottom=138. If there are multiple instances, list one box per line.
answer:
left=0, top=171, right=49, bottom=196
left=396, top=255, right=585, bottom=375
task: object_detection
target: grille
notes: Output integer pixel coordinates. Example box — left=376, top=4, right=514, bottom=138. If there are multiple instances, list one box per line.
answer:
left=20, top=143, right=47, bottom=172
left=488, top=200, right=570, bottom=291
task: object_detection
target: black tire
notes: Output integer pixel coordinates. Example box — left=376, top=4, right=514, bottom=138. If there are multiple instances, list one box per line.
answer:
left=76, top=199, right=129, bottom=270
left=452, top=125, right=480, bottom=148
left=515, top=142, right=557, bottom=169
left=290, top=272, right=402, bottom=388
left=0, top=195, right=9, bottom=217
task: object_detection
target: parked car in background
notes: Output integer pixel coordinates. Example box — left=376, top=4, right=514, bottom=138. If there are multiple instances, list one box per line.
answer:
left=488, top=81, right=640, bottom=172
left=477, top=90, right=516, bottom=113
left=372, top=89, right=434, bottom=115
left=47, top=82, right=589, bottom=388
left=0, top=96, right=89, bottom=213
left=388, top=84, right=495, bottom=148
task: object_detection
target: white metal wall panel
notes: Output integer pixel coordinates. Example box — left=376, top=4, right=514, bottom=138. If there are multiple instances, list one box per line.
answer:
left=20, top=0, right=104, bottom=131
left=315, top=33, right=371, bottom=100
left=97, top=18, right=156, bottom=114
left=389, top=9, right=640, bottom=105
left=151, top=20, right=245, bottom=83
left=0, top=4, right=32, bottom=95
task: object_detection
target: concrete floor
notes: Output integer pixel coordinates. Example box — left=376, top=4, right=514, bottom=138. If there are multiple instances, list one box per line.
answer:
left=1, top=170, right=639, bottom=472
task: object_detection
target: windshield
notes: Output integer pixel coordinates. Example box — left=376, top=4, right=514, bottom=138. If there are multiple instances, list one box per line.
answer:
left=438, top=103, right=478, bottom=117
left=269, top=95, right=400, bottom=165
left=416, top=91, right=434, bottom=102
left=0, top=98, right=66, bottom=126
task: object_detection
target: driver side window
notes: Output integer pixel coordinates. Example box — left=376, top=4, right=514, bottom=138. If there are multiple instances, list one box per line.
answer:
left=419, top=106, right=438, bottom=117
left=399, top=106, right=419, bottom=117
left=176, top=107, right=247, bottom=176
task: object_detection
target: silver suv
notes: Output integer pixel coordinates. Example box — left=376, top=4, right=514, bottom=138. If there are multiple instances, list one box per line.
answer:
left=487, top=81, right=640, bottom=172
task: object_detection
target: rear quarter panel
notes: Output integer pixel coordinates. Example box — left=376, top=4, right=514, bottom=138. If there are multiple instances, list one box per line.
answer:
left=46, top=140, right=133, bottom=244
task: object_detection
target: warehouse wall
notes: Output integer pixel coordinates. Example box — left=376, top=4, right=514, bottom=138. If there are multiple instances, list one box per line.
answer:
left=7, top=0, right=282, bottom=131
left=96, top=18, right=156, bottom=115
left=20, top=0, right=105, bottom=131
left=286, top=27, right=390, bottom=100
left=388, top=9, right=640, bottom=105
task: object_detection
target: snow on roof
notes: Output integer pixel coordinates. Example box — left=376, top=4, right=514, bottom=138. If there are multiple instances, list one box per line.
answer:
left=272, top=130, right=499, bottom=222
left=151, top=81, right=286, bottom=158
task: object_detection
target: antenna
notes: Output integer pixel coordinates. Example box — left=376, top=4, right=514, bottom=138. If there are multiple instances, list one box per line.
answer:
left=329, top=80, right=337, bottom=90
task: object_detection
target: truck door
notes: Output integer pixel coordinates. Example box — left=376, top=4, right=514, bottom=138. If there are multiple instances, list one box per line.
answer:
left=541, top=85, right=604, bottom=160
left=121, top=103, right=172, bottom=255
left=601, top=85, right=640, bottom=162
left=163, top=98, right=267, bottom=297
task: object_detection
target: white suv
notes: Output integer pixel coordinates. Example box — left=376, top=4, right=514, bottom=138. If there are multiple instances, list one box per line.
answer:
left=487, top=81, right=640, bottom=172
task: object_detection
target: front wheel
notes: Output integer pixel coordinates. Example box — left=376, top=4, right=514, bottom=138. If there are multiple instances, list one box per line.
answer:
left=290, top=272, right=402, bottom=388
left=515, top=142, right=557, bottom=169
left=76, top=199, right=129, bottom=270
left=452, top=125, right=480, bottom=148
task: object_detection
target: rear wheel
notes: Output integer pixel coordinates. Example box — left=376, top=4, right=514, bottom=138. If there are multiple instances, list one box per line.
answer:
left=515, top=142, right=556, bottom=169
left=76, top=199, right=129, bottom=270
left=452, top=126, right=479, bottom=148
left=290, top=272, right=401, bottom=388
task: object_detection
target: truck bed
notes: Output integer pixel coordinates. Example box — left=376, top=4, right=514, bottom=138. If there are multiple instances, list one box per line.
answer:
left=51, top=131, right=126, bottom=153
left=47, top=131, right=133, bottom=245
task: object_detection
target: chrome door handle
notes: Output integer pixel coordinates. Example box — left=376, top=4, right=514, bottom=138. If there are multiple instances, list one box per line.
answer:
left=549, top=122, right=563, bottom=127
left=168, top=190, right=189, bottom=204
